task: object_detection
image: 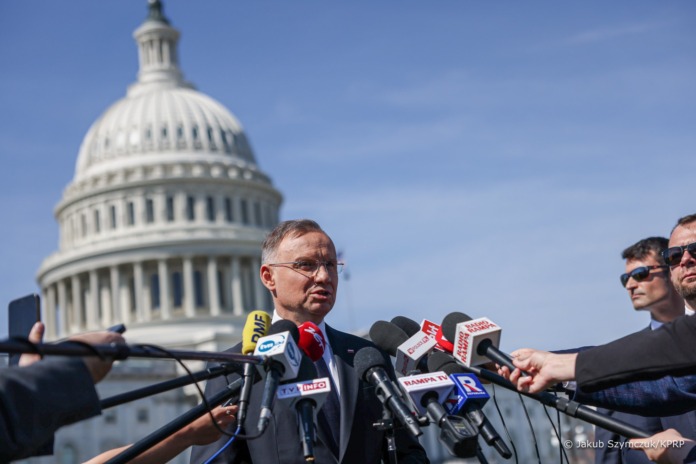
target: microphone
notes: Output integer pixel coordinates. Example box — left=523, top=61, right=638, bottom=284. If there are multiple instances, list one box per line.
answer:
left=370, top=320, right=436, bottom=376
left=397, top=371, right=479, bottom=458
left=441, top=312, right=514, bottom=371
left=254, top=319, right=302, bottom=433
left=390, top=316, right=421, bottom=337
left=354, top=346, right=422, bottom=438
left=277, top=356, right=330, bottom=462
left=448, top=372, right=512, bottom=459
left=236, top=310, right=272, bottom=428
left=297, top=321, right=327, bottom=362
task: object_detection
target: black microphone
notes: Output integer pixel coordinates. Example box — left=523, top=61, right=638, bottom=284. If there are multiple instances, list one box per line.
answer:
left=397, top=371, right=478, bottom=458
left=354, top=346, right=422, bottom=438
left=428, top=352, right=512, bottom=459
left=255, top=319, right=302, bottom=433
left=369, top=320, right=433, bottom=375
left=427, top=351, right=652, bottom=441
left=276, top=356, right=331, bottom=462
left=390, top=316, right=422, bottom=337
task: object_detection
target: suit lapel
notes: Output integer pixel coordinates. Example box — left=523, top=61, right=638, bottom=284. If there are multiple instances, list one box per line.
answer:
left=326, top=325, right=358, bottom=462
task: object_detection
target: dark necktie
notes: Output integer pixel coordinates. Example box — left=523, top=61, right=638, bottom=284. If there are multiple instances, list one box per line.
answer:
left=315, top=355, right=341, bottom=458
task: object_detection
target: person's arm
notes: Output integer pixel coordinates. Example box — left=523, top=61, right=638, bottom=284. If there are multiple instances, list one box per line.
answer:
left=629, top=429, right=696, bottom=463
left=84, top=405, right=237, bottom=464
left=576, top=315, right=696, bottom=391
left=572, top=373, right=696, bottom=416
left=0, top=358, right=101, bottom=461
left=0, top=330, right=124, bottom=461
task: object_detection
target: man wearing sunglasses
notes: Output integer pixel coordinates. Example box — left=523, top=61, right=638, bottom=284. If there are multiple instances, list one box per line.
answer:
left=596, top=237, right=692, bottom=464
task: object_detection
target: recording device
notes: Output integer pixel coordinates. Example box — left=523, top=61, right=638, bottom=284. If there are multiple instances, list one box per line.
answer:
left=276, top=356, right=330, bottom=461
left=397, top=371, right=478, bottom=458
left=254, top=320, right=302, bottom=433
left=353, top=346, right=422, bottom=438
left=447, top=372, right=512, bottom=459
left=236, top=310, right=271, bottom=427
left=370, top=320, right=433, bottom=375
left=442, top=312, right=514, bottom=371
left=8, top=294, right=41, bottom=366
left=297, top=321, right=326, bottom=362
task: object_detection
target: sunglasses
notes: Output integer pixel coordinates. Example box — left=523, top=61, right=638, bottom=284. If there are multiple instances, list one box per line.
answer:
left=661, top=242, right=696, bottom=266
left=620, top=265, right=668, bottom=287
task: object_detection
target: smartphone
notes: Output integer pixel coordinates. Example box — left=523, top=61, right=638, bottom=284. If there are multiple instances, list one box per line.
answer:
left=8, top=294, right=41, bottom=366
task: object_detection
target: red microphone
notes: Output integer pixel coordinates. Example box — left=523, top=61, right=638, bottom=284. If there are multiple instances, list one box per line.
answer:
left=298, top=321, right=327, bottom=362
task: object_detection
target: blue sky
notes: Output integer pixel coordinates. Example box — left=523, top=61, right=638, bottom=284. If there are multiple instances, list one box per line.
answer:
left=1, top=1, right=695, bottom=353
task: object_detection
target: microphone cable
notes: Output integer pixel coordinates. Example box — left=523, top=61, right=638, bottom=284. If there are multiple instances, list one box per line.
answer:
left=490, top=383, right=519, bottom=464
left=540, top=391, right=569, bottom=464
left=136, top=343, right=239, bottom=438
left=203, top=424, right=242, bottom=464
left=516, top=392, right=542, bottom=464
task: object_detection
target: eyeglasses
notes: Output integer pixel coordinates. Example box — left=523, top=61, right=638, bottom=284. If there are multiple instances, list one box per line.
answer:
left=661, top=242, right=696, bottom=266
left=620, top=265, right=668, bottom=287
left=268, top=259, right=344, bottom=277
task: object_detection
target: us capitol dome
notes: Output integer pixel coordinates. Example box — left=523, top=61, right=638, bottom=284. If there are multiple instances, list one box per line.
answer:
left=36, top=0, right=282, bottom=351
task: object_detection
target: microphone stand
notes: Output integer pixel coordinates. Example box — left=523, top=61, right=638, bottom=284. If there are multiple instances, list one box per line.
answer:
left=460, top=365, right=651, bottom=439
left=373, top=407, right=398, bottom=464
left=104, top=376, right=244, bottom=464
left=0, top=339, right=265, bottom=365
left=101, top=364, right=240, bottom=409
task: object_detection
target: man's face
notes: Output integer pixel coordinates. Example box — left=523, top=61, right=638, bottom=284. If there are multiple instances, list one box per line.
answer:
left=668, top=223, right=696, bottom=303
left=623, top=254, right=671, bottom=311
left=260, top=231, right=338, bottom=325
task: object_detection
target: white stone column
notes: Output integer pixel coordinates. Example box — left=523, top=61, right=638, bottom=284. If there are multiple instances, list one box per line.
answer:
left=207, top=256, right=220, bottom=316
left=119, top=271, right=131, bottom=325
left=88, top=270, right=99, bottom=329
left=251, top=257, right=265, bottom=310
left=230, top=256, right=243, bottom=315
left=183, top=257, right=195, bottom=317
left=57, top=280, right=67, bottom=337
left=44, top=285, right=56, bottom=339
left=71, top=275, right=83, bottom=332
left=133, top=262, right=145, bottom=322
left=158, top=259, right=171, bottom=320
left=110, top=266, right=122, bottom=325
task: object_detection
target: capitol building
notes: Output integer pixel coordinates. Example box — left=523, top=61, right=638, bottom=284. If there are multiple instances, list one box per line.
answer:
left=37, top=1, right=281, bottom=350
left=27, top=2, right=281, bottom=462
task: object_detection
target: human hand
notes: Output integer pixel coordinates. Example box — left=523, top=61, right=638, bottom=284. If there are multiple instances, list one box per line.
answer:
left=18, top=321, right=45, bottom=367
left=629, top=428, right=696, bottom=463
left=179, top=405, right=239, bottom=447
left=497, top=349, right=576, bottom=394
left=68, top=331, right=126, bottom=383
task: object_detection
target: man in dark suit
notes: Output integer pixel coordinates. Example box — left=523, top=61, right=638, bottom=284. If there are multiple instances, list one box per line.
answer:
left=594, top=237, right=692, bottom=464
left=190, top=219, right=429, bottom=464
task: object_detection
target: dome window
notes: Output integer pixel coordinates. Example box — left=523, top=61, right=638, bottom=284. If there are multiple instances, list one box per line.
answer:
left=172, top=272, right=183, bottom=307
left=145, top=198, right=155, bottom=223
left=94, top=210, right=101, bottom=233
left=240, top=199, right=249, bottom=225
left=224, top=197, right=233, bottom=222
left=110, top=205, right=117, bottom=229
left=207, top=126, right=216, bottom=150
left=166, top=196, right=175, bottom=222
left=150, top=274, right=160, bottom=309
left=206, top=196, right=215, bottom=222
left=127, top=202, right=135, bottom=226
left=186, top=195, right=195, bottom=221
